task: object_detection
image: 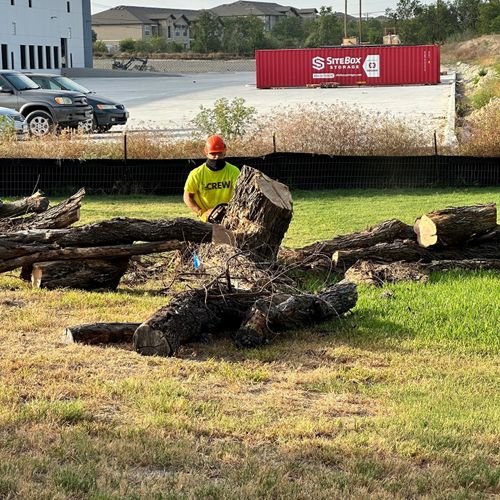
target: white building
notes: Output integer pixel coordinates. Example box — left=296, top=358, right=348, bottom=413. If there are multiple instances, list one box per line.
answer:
left=0, top=0, right=92, bottom=72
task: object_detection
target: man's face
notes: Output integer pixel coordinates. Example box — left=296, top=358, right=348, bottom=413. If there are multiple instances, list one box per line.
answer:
left=206, top=151, right=226, bottom=160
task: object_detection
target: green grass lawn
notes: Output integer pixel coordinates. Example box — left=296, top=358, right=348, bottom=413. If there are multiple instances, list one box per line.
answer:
left=0, top=188, right=499, bottom=498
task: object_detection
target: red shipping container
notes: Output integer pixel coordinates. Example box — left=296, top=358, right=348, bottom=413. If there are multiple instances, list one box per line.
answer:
left=256, top=45, right=440, bottom=88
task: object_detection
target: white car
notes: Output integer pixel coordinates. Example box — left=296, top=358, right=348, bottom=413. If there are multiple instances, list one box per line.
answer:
left=0, top=106, right=28, bottom=136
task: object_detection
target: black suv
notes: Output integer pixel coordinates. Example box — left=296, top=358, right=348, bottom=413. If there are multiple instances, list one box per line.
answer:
left=28, top=73, right=129, bottom=132
left=0, top=71, right=93, bottom=136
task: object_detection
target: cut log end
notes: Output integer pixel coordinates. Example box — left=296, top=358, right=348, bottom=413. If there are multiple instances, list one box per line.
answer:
left=133, top=323, right=173, bottom=357
left=414, top=215, right=438, bottom=247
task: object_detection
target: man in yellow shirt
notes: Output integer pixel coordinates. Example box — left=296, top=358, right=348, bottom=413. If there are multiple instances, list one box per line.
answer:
left=183, top=135, right=240, bottom=222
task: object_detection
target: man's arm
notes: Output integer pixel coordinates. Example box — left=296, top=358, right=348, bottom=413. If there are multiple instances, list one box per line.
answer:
left=183, top=191, right=203, bottom=217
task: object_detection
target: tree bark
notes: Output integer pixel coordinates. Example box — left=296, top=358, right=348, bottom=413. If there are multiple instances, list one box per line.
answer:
left=426, top=259, right=500, bottom=272
left=234, top=281, right=358, bottom=348
left=0, top=188, right=85, bottom=232
left=26, top=257, right=130, bottom=290
left=134, top=287, right=264, bottom=356
left=222, top=165, right=293, bottom=262
left=414, top=203, right=497, bottom=247
left=0, top=191, right=49, bottom=219
left=62, top=322, right=141, bottom=345
left=0, top=240, right=182, bottom=274
left=279, top=219, right=415, bottom=268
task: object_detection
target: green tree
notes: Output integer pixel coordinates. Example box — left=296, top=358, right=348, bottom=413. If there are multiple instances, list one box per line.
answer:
left=93, top=40, right=108, bottom=54
left=191, top=11, right=222, bottom=53
left=222, top=16, right=268, bottom=55
left=271, top=16, right=305, bottom=47
left=191, top=97, right=256, bottom=139
left=477, top=0, right=500, bottom=33
left=304, top=7, right=342, bottom=47
left=119, top=38, right=136, bottom=52
left=453, top=0, right=481, bottom=32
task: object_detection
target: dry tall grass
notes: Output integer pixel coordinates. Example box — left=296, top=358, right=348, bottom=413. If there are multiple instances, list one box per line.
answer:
left=0, top=104, right=439, bottom=160
left=459, top=98, right=500, bottom=156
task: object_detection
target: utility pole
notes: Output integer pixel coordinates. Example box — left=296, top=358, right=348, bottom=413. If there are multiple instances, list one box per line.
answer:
left=359, top=0, right=362, bottom=43
left=344, top=0, right=348, bottom=39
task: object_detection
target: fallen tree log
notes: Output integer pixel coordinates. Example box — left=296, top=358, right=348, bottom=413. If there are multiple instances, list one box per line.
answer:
left=426, top=259, right=500, bottom=273
left=0, top=240, right=183, bottom=274
left=62, top=322, right=141, bottom=344
left=333, top=240, right=500, bottom=269
left=0, top=190, right=49, bottom=219
left=222, top=165, right=293, bottom=262
left=0, top=188, right=85, bottom=232
left=234, top=281, right=358, bottom=348
left=279, top=219, right=415, bottom=268
left=134, top=287, right=264, bottom=356
left=26, top=257, right=130, bottom=290
left=414, top=203, right=497, bottom=247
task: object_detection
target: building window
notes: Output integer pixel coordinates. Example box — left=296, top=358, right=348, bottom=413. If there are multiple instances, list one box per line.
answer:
left=67, top=1, right=70, bottom=13
left=175, top=31, right=180, bottom=37
left=53, top=46, right=59, bottom=68
left=45, top=46, right=52, bottom=69
left=20, top=45, right=27, bottom=69
left=1, top=45, right=9, bottom=70
left=37, top=46, right=44, bottom=69
left=12, top=22, right=17, bottom=35
left=167, top=26, right=171, bottom=38
left=11, top=0, right=15, bottom=5
left=144, top=25, right=151, bottom=36
left=28, top=0, right=32, bottom=7
left=29, top=45, right=35, bottom=69
left=183, top=29, right=187, bottom=37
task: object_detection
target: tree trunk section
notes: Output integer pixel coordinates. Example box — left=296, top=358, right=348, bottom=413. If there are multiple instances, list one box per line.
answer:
left=134, top=287, right=263, bottom=356
left=0, top=191, right=49, bottom=219
left=62, top=322, right=141, bottom=345
left=26, top=257, right=130, bottom=290
left=234, top=281, right=358, bottom=348
left=280, top=219, right=415, bottom=268
left=426, top=259, right=500, bottom=272
left=414, top=203, right=497, bottom=247
left=222, top=165, right=293, bottom=262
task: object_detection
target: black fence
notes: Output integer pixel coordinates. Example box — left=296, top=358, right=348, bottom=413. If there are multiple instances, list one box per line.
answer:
left=0, top=153, right=498, bottom=197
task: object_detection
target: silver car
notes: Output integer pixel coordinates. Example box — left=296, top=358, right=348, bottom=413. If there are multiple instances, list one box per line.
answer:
left=0, top=106, right=28, bottom=136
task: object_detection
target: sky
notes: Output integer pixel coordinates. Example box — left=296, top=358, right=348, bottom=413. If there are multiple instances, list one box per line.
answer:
left=91, top=0, right=405, bottom=18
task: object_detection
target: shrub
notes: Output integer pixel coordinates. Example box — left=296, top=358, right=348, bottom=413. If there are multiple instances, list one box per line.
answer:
left=191, top=97, right=256, bottom=140
left=119, top=38, right=136, bottom=52
left=469, top=77, right=500, bottom=109
left=92, top=40, right=108, bottom=54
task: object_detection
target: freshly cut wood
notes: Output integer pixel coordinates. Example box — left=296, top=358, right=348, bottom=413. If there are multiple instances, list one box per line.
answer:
left=134, top=287, right=263, bottom=356
left=26, top=257, right=130, bottom=290
left=222, top=165, right=293, bottom=262
left=62, top=322, right=141, bottom=344
left=414, top=203, right=497, bottom=247
left=0, top=240, right=182, bottom=274
left=234, top=281, right=358, bottom=348
left=345, top=260, right=429, bottom=286
left=280, top=219, right=415, bottom=267
left=0, top=191, right=49, bottom=219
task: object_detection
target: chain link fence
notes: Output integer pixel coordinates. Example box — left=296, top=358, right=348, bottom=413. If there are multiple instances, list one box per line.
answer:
left=93, top=58, right=255, bottom=74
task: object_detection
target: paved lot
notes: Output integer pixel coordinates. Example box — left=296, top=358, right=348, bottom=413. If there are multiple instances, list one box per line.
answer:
left=75, top=72, right=456, bottom=144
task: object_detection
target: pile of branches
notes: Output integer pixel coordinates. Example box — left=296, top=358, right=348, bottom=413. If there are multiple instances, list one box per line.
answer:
left=280, top=203, right=499, bottom=286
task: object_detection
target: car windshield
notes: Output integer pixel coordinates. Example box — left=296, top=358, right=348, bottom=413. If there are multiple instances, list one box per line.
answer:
left=4, top=73, right=40, bottom=91
left=53, top=76, right=90, bottom=94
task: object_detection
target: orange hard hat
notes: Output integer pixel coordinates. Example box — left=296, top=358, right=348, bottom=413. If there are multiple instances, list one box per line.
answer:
left=205, top=135, right=227, bottom=154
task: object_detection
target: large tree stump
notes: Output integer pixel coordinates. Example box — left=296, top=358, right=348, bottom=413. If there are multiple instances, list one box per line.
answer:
left=26, top=258, right=130, bottom=290
left=0, top=191, right=49, bottom=219
left=414, top=203, right=497, bottom=247
left=234, top=281, right=358, bottom=348
left=222, top=165, right=293, bottom=262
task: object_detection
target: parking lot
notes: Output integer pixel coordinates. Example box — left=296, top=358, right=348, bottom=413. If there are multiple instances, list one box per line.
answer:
left=73, top=71, right=457, bottom=144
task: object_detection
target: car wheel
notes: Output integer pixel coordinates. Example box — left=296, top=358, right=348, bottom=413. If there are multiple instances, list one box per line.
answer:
left=97, top=125, right=112, bottom=133
left=78, top=119, right=94, bottom=134
left=26, top=110, right=54, bottom=137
